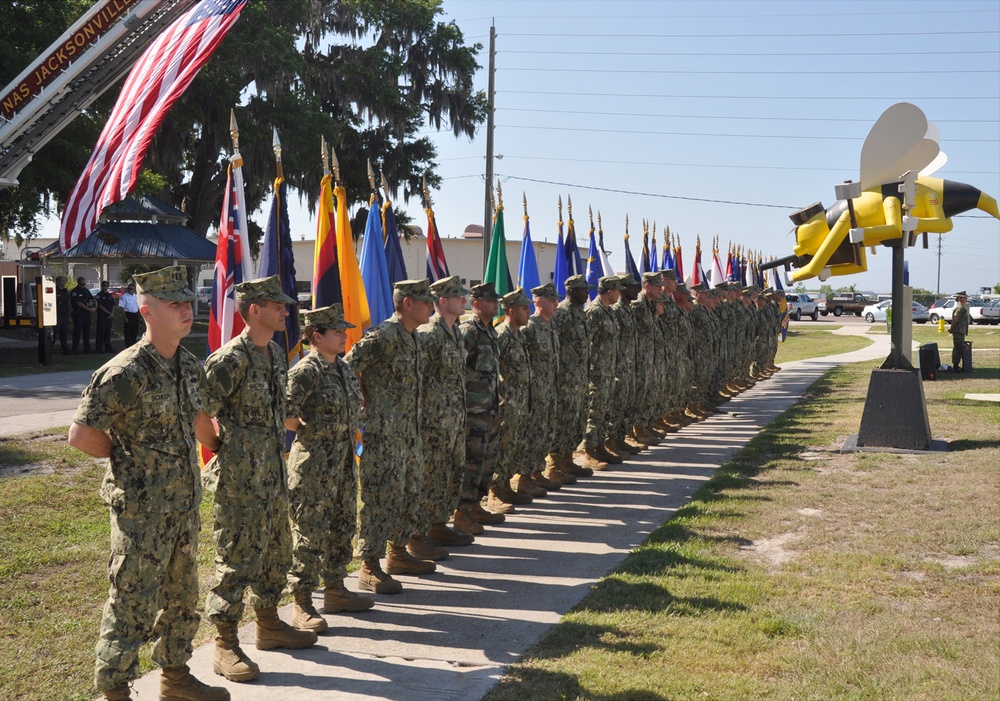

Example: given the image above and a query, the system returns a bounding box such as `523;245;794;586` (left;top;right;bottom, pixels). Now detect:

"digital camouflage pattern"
610;297;638;442
74;339;207;691
523;313;559;469
203;330;291;623
346;315;423;554
417;313;467;526
460;314;501;504
285;350;363;592
552;298;590;455
631;293;661;426
496;318;532;481
582;298;619;449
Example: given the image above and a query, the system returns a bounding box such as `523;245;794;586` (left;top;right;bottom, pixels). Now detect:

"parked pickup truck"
819;293;872;317
785;293;819;321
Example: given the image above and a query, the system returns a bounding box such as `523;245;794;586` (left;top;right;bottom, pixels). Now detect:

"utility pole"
935;234;942;298
483;20;496;271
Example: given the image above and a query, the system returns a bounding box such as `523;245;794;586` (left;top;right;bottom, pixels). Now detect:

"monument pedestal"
856;368;933;450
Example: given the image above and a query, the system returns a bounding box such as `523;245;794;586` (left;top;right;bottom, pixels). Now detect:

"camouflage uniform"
523;310;559;469
610;295;638;443
674;298;695;409
582;286;620;450
346;314;423;557
631;291;661;427
552;290;590;455
460;301;501;506
688;300;715;406
950;296;971;369
285;350;363;593
203;329;291;623
417;311;467;528
77;339;207;692
496;313;532;483
658;296;683;417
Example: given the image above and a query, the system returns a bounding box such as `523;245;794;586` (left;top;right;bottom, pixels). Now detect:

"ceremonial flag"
312;173;342;308
597;227;615;277
60;0;248;251
688;237;703;289
258;176;301;363
639;229;650;275
710;244;725;288
382;198;408;284
624;233;640;283
649;231;659;273
518;214;541;313
585;228;602;300
334;182;369;349
725;248;736;282
662;237;674;273
554;220;568;298
674;239;684;282
565;214;585;276
484;203;511;300
207;160;250;353
359;193;394;327
425;206;450;281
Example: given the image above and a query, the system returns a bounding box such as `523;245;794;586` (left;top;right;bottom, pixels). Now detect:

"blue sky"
389;0;999;295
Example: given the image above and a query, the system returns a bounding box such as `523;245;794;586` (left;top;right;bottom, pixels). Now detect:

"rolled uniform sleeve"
74;366;137;432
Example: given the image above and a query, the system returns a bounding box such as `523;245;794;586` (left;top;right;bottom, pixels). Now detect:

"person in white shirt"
118;283;141;346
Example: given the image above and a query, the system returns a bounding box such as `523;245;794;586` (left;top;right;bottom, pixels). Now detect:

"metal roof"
40;221;214;261
101;194;190;221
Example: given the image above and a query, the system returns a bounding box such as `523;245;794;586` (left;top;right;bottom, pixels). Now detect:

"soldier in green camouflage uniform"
524;282;569;487
550;275;596;474
632;272;665;445
203;275;315;683
672;283;698;415
70;267;229;701
415;276;473;550
284;304;372;636
949;291;971;371
346;279;436;590
581;275;623;465
457;282;505;534
493;287;536;506
609;273;643;455
656;270;684;431
687;283;717;417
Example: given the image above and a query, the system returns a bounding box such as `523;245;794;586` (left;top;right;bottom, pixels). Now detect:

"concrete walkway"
106;332;889;701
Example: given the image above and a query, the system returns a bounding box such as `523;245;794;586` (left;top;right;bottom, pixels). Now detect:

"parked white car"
928;297;996;325
861;300;930;324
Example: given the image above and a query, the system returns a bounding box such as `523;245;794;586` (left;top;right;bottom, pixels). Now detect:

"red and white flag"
60;0;247;251
207;158;252;353
425;207;450;281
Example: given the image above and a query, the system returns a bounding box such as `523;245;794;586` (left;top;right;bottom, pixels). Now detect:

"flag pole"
422;175;432;210
272;127;283;180
330;145;341;184
321;136;330;177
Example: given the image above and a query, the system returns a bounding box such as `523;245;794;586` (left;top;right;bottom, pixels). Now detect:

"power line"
500;107;1000;125
502;49;1000;58
496;123;1000;143
505;30;999;38
503;67;999;76
502;90;1000;101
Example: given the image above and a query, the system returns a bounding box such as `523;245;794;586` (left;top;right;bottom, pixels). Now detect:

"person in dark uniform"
70;276;96;354
54;276;71;354
95;281;116;353
948;291;971;372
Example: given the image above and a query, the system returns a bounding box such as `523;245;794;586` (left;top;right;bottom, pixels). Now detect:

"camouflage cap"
394;278;436;303
762;286;775;295
691;282;708;292
304;303;355;330
235;275;296;304
676;282;690;294
641;271;663;286
565;274;595;290
660;269;678;281
531;282;559;299
471;281;501;300
598;275;623;292
133;266;195;302
618;273;639;287
430;275;471;299
714;281;728;290
500;287;531;309
954;290;968;298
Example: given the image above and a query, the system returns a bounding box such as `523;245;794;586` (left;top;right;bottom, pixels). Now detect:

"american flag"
60;0;247;251
425;207;450;281
207;160;251;353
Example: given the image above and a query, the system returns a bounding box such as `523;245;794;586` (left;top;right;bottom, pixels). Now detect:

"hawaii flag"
207;160;251;352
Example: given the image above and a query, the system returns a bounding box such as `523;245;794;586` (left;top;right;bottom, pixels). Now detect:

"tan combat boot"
615;437;641;455
453;508;485;535
495;479;532;504
475;498;510;521
160;664;230;701
427;522;475;546
291;589;328;633
531;469;562;490
575;448;609;472
358;558;403;594
561;452;594;477
103;682;131;700
593;444;623;465
603;440;630;460
386;543;436;575
254;607;318;650
407;533;448;561
513;473;546;498
323;579;374;612
624;430;647;450
213;622;259;682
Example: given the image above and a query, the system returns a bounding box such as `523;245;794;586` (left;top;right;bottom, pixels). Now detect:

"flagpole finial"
588;204;593;229
652;221;657;237
597;210;602;230
422;175;431;209
625;213;629;233
558;195;563;222
496;179;503;209
229;109;240;152
272;127;283;179
330;146;341;183
522;192;528;219
321;136;330;177
380;171;391;203
367;159;376;191
566;195;573;218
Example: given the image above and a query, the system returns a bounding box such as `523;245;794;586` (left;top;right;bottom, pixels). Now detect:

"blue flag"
639;230;650;275
565;216;584;275
359;193;393;327
554;223;568;299
518;216;541;313
650;233;659;273
382;200;408;284
624;234;640;284
585;228;602;300
258;176;300;363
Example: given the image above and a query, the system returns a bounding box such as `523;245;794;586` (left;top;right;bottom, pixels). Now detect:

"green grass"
485;344;1000;701
774;324;871;363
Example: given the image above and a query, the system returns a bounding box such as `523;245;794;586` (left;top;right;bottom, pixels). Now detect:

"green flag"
483;204;512;298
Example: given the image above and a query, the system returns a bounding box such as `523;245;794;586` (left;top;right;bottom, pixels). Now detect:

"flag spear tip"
321;137;330;176
597;210;602;229
380;171;390;202
566;194;572;217
229;109;239;151
522;192;527;218
366;159;375;190
422;175;431;208
330;146;341;182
